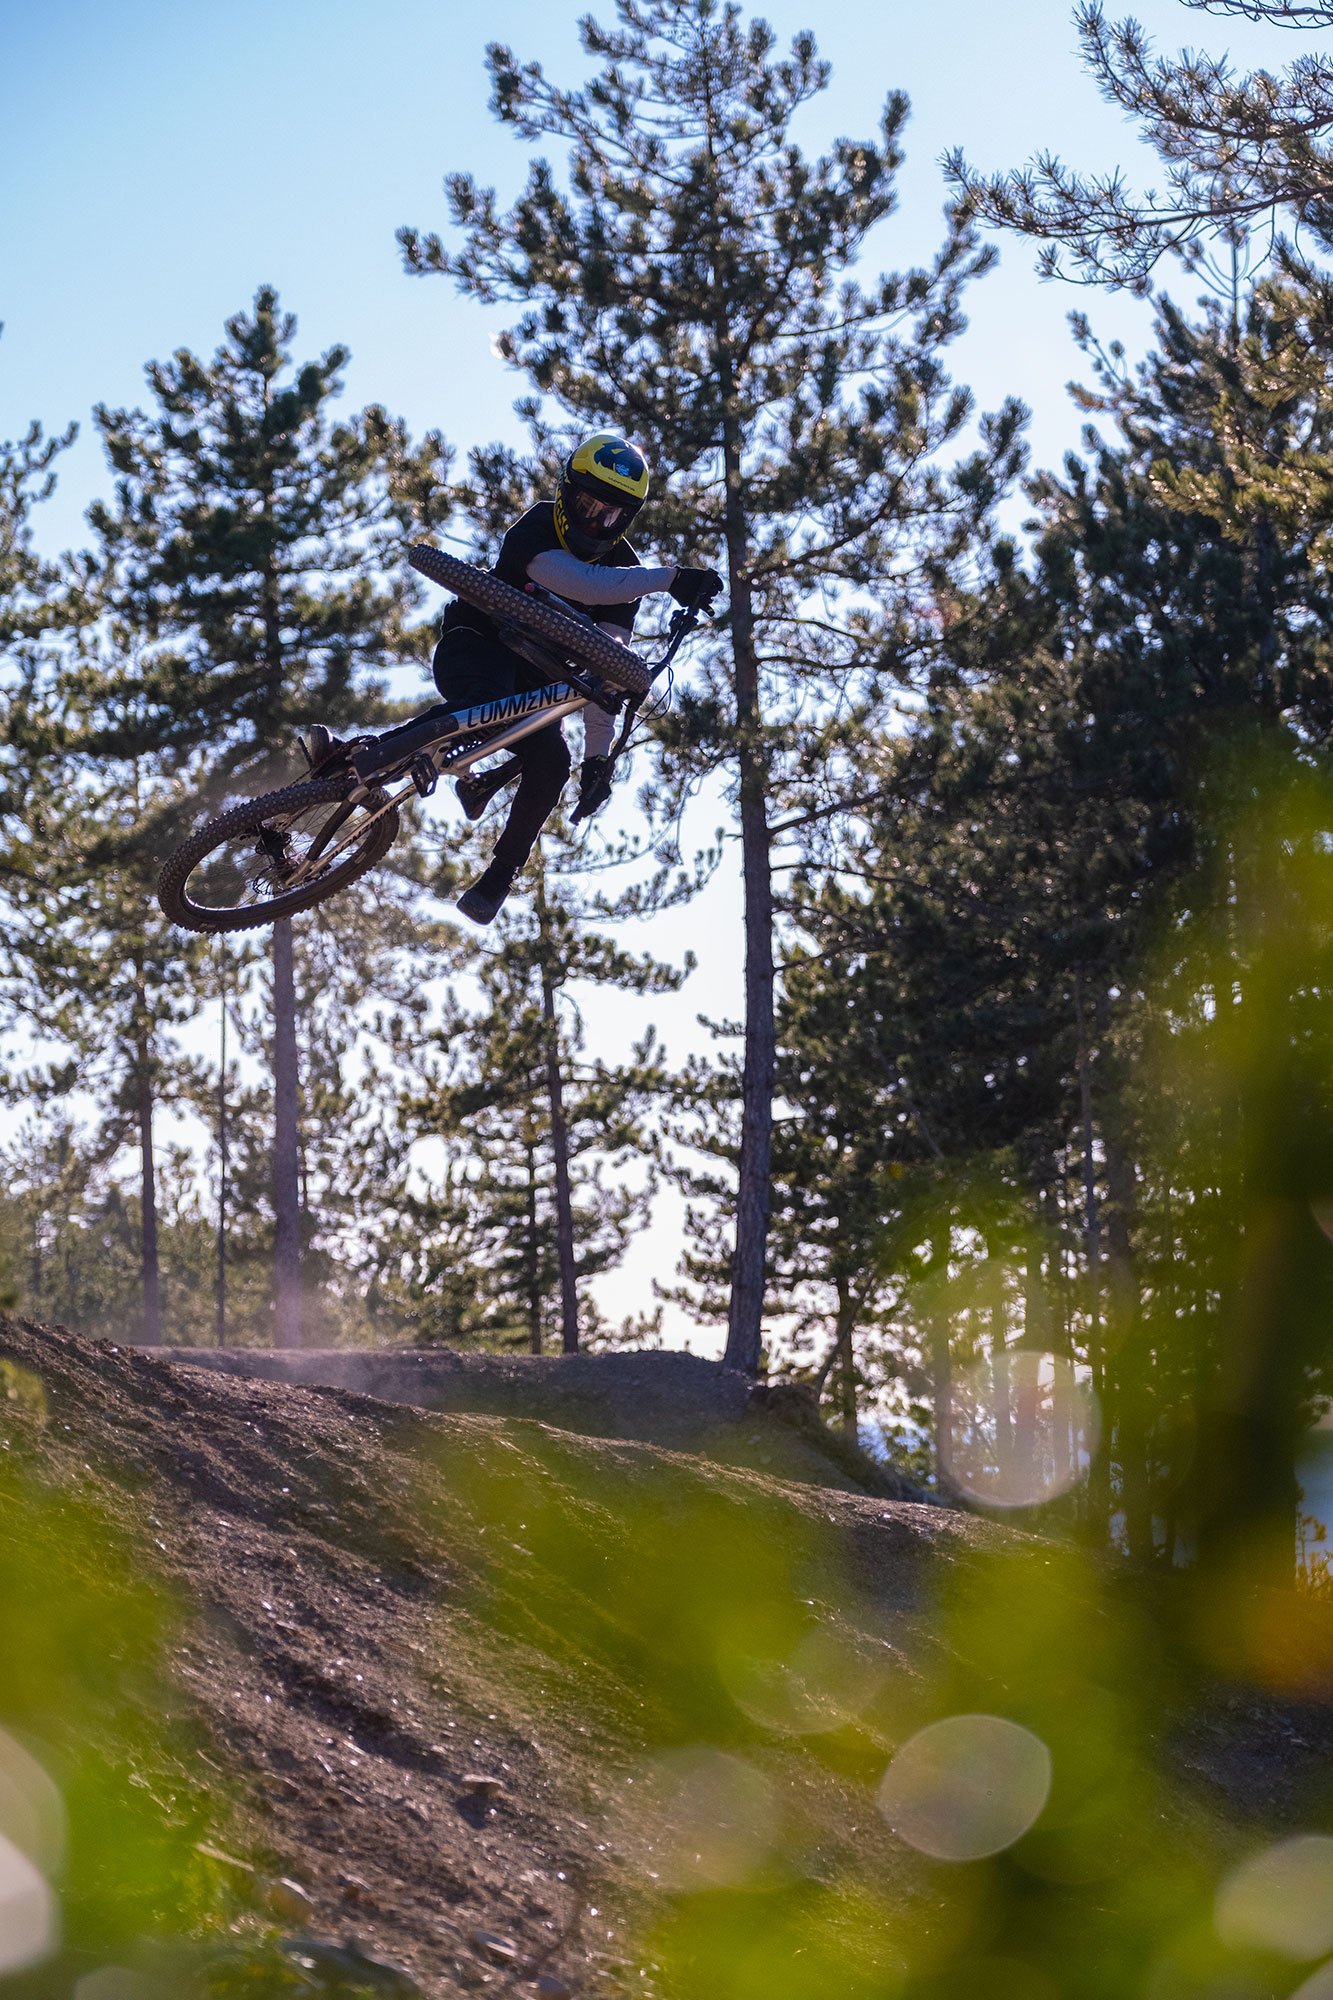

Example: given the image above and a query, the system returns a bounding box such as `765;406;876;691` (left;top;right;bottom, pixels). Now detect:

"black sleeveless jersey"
440;502;643;643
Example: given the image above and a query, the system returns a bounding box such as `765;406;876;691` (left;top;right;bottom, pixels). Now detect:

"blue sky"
3;0;1289;552
1;0;1303;1352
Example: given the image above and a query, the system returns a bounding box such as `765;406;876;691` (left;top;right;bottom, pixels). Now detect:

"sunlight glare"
0;1831;58;1976
943;1352;1100;1509
720;1624;886;1736
629;1748;777;1891
0;1731;65;1876
1214;1836;1333;1960
877;1713;1053;1862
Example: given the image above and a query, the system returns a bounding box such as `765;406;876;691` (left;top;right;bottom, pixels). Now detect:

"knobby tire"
407;544;656;697
156;775;400;935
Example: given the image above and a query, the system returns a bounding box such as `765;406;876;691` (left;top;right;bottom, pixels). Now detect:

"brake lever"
654;598;714;671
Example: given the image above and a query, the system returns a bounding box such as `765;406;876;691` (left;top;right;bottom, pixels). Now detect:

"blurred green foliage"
0;1364;284;1996
431;1426;1333;2000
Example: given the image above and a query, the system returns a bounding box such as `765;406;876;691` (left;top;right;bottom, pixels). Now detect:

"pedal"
456;757;521;822
408;751;438;798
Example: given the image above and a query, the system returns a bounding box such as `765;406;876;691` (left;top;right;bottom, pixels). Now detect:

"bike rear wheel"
157;776;400;934
408;544;656;696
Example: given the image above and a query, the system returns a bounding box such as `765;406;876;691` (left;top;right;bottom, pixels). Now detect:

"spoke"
184;787;403;914
281;783;409;888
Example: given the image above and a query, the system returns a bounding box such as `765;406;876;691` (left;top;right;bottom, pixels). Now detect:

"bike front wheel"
156;775;401;934
407;544;657;696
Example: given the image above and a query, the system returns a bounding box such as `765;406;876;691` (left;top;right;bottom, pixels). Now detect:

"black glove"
669;565;723;609
572;755;616;824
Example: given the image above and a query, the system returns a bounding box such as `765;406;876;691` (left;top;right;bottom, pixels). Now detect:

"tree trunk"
272;918;302;1350
1074;970;1109;1538
1105;1119;1153;1563
135;1033;161;1345
1194;799;1303;1587
1016;1230;1043;1483
535;867;579;1355
927;1229;953;1492
829;1276;859;1439
1198;1199;1309;1588
990;1257;1013;1486
719;428;774;1375
29;1215;41;1313
524;1141;542;1356
216;944;229;1348
692;88;775;1378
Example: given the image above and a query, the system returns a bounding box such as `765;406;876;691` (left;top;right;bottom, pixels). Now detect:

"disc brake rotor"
190;795;373;912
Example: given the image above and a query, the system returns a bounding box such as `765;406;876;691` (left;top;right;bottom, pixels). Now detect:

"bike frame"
278;683;600;894
287;603;704;892
347;678;593;803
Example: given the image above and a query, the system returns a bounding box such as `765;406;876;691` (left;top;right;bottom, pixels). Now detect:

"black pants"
432;628;570;877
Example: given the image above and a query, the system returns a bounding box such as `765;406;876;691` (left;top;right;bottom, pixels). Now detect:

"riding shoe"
299;724;359;774
457;863;517;927
456;757;522;822
572;754;615;823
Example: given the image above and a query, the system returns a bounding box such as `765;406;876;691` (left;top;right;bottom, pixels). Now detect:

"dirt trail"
0;1320;980;1994
0;1318;1328;1999
135;1342;914;1494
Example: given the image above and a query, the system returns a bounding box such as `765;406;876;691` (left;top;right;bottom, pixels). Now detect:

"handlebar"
652;597;711;677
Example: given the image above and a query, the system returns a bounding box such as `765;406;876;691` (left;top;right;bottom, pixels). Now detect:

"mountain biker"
305;432;720;927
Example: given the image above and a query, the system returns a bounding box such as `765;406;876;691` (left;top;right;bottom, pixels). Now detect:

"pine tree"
791;272;1333;1573
1032;280;1333;1580
0;406;75;649
953;0;1333;287
0;398;80;1019
86;288;449;1346
401;0;1022;1370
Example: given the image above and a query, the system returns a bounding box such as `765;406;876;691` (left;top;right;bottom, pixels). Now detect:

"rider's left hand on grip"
670;565;724;609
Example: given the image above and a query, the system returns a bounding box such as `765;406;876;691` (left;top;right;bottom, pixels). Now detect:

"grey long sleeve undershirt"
527;547;674;762
527;547;676;604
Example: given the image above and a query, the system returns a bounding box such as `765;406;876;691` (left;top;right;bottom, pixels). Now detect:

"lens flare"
720;1624;886;1736
1214;1835;1333;1960
621;1748;777;1891
942;1352;1100;1509
0;1731;64;1876
877;1713;1052;1862
0;1831;57;1976
74;1974;153;2000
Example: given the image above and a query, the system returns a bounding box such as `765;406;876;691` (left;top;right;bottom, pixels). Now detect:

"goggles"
570;488;633;536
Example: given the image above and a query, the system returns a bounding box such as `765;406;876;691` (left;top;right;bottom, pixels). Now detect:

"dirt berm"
0;1316;1329;1999
138;1344;914;1497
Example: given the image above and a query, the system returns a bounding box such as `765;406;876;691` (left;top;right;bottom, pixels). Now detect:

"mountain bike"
156;545;709;935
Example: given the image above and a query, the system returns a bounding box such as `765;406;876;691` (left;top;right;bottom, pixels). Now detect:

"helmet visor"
570;488;633;538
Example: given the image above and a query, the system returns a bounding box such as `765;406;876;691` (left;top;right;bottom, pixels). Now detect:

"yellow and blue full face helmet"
554;432;650;558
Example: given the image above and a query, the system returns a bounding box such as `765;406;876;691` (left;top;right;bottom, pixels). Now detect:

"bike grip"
408;544;461;589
